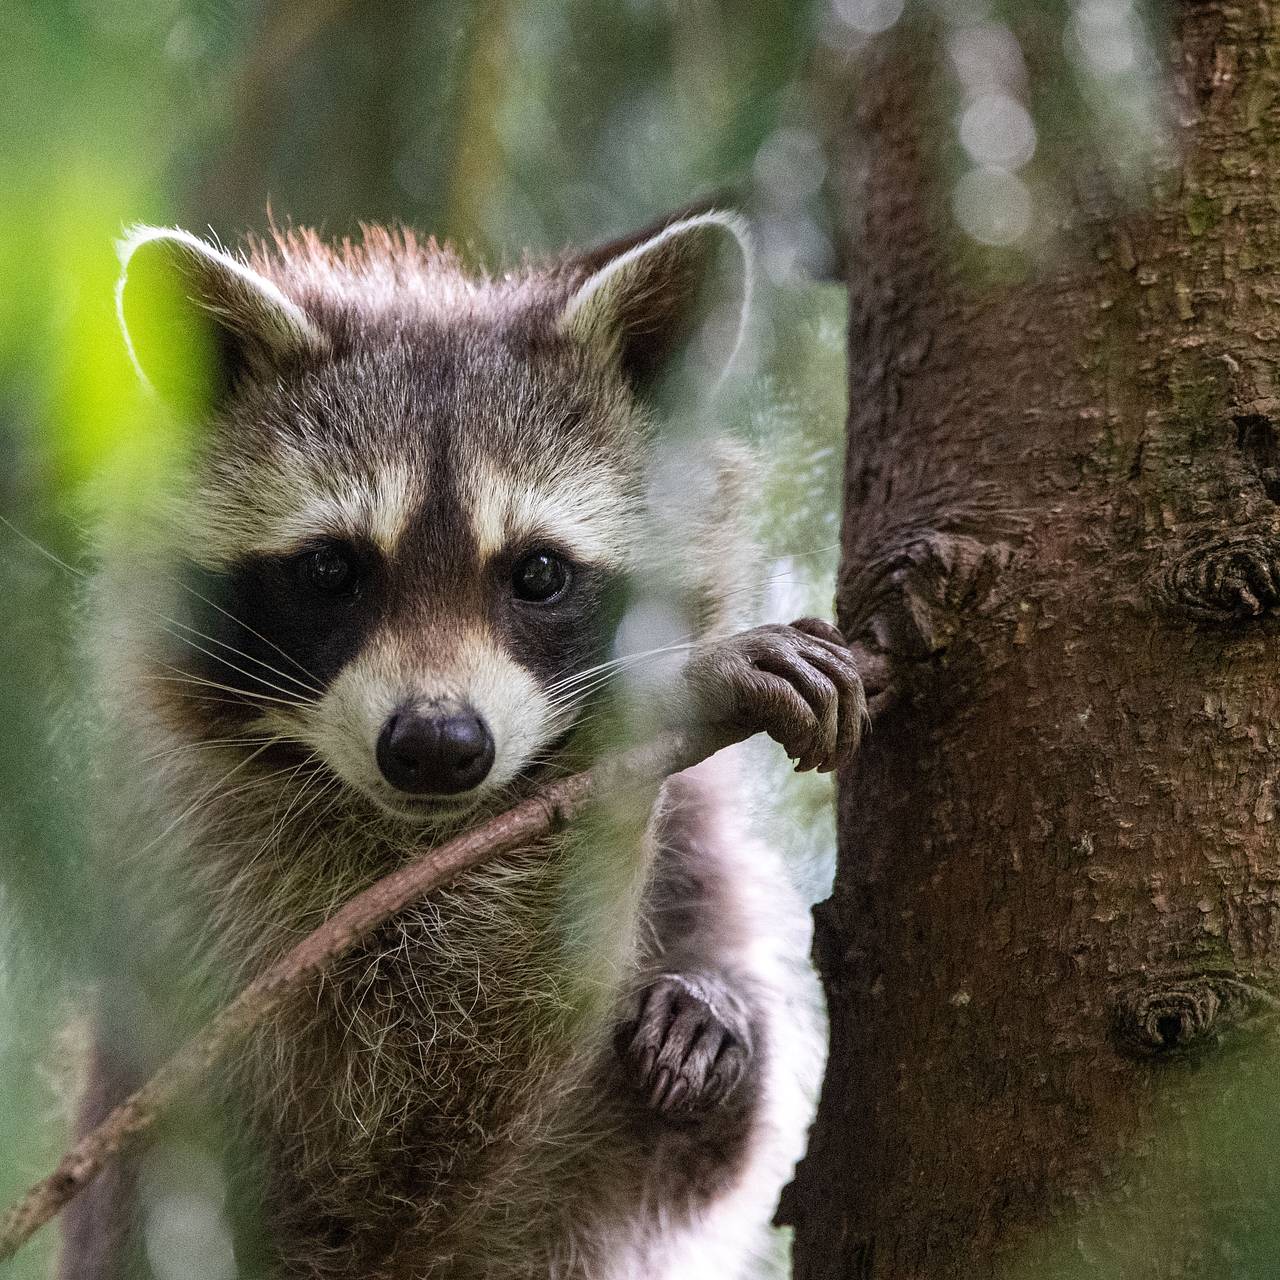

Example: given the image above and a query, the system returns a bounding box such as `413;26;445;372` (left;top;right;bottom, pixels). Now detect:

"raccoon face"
116;214;748;824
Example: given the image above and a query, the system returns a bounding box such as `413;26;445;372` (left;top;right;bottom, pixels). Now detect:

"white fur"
300;628;552;822
261;461;417;559
464;456;638;567
181;446;419;567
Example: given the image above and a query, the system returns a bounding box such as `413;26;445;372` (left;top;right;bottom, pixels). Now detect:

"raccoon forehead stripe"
465;460;636;567
194;458;418;563
277;464;417;554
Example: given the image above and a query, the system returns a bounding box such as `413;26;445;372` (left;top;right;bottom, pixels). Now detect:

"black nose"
376;707;495;795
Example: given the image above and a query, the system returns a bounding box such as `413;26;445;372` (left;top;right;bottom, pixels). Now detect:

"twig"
0;729;711;1262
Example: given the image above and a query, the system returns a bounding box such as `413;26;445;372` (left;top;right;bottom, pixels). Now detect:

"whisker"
149;628;321;705
283;777;345;858
0;517;326;700
139;735;282;765
161;692;303;716
148;667;313;712
0;514;86;580
131;735;285;860
152;614;324;701
258;753;326;845
545;659;672;711
771;539;840;560
202;771;344;929
543;646;689;695
206;762;326;814
168;575;324;691
273;774;342;858
543;641;697;700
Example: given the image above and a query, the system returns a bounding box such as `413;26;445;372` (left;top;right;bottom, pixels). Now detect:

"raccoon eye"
511;551;571;604
298;541;360;597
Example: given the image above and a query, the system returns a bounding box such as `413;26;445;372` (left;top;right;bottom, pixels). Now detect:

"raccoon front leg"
612;618;862;1118
611;766;761;1119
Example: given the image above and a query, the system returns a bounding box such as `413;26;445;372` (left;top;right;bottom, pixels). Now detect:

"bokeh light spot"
959;92;1037;170
952;167;1033;247
833;0;906;35
1070;0;1138;76
947;23;1026;94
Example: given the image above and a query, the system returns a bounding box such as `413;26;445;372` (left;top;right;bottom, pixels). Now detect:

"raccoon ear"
559;210;751;394
116;225;325;407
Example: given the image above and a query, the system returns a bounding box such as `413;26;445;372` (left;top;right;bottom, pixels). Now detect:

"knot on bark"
1152;533;1280;622
846;532;1015;662
1235;410;1280;503
1112;973;1280;1060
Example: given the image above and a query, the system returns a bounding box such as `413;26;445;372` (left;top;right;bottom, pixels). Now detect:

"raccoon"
63;210;864;1279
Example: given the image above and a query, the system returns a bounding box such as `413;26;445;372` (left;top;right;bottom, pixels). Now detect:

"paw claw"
649;1066;673;1109
663;1077;690;1112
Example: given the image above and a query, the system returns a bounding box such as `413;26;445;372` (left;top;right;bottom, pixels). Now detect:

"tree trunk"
784;4;1280;1276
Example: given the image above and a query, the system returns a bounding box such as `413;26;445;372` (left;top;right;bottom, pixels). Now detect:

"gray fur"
64;213;840;1279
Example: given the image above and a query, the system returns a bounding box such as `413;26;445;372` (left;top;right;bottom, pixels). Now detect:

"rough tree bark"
783;3;1280;1277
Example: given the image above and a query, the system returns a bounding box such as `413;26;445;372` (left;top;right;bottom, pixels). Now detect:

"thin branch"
0;729;710;1262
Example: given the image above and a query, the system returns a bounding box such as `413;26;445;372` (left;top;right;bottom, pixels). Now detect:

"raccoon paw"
683;618;866;772
615;973;752;1118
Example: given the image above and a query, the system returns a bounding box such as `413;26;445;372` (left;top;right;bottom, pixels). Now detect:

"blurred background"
1;2;849;1276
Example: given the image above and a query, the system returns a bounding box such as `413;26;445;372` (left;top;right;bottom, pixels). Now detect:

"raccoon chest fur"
236;834;649;1204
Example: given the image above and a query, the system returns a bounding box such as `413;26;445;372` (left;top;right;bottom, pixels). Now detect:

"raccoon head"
116;213;749;825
